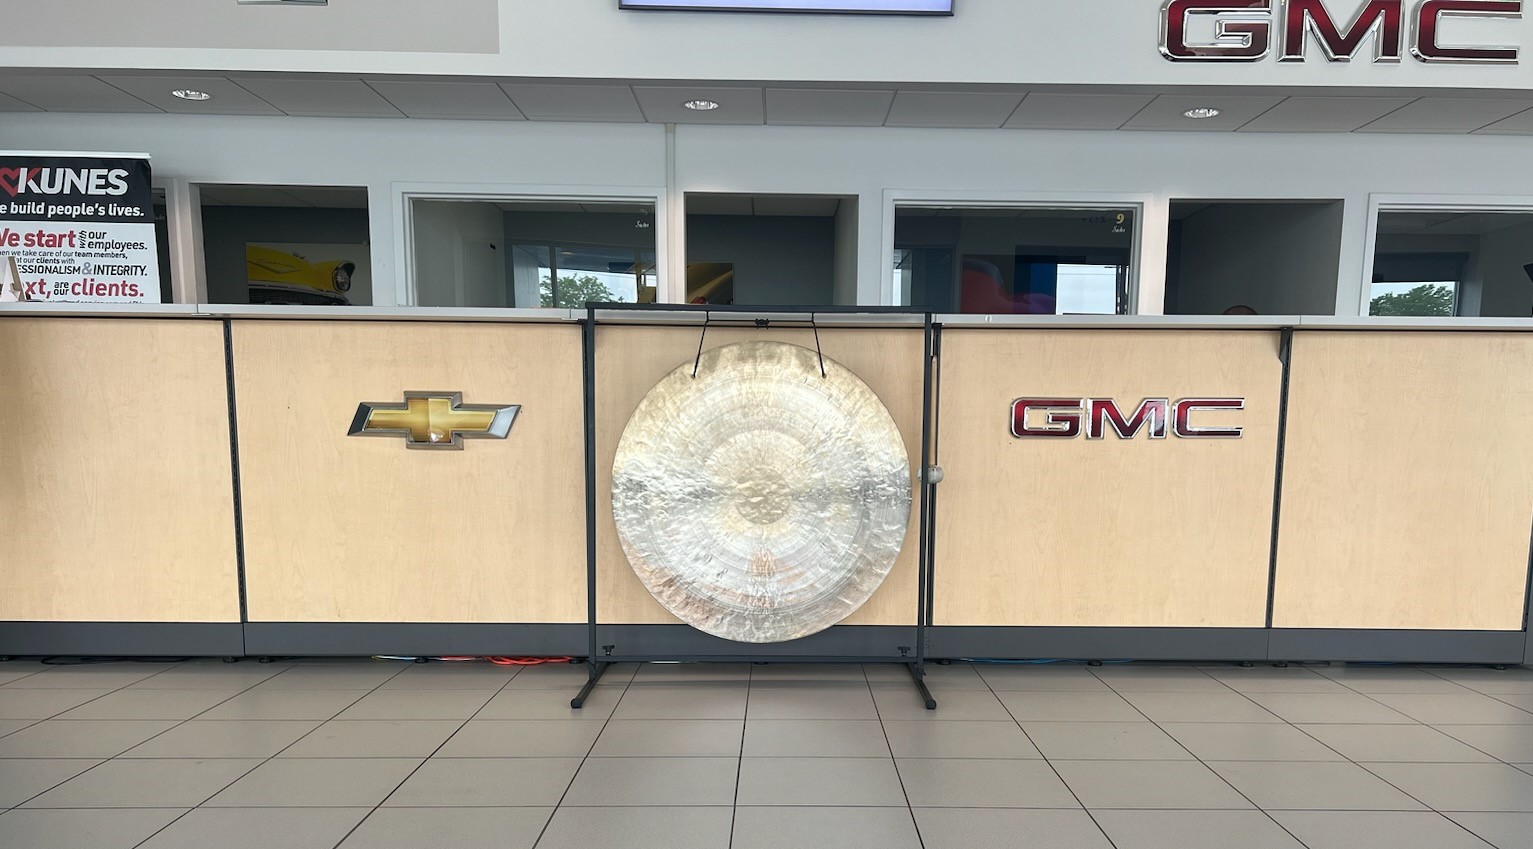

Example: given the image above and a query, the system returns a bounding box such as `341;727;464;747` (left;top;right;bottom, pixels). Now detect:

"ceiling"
687;193;847;216
4;71;1533;134
1377;210;1533;236
197;184;368;207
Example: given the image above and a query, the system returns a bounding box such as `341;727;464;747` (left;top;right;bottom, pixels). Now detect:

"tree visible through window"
1369;283;1456;317
540;273;617;308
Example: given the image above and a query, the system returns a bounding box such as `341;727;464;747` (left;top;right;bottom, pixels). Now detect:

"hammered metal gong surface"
612;341;912;643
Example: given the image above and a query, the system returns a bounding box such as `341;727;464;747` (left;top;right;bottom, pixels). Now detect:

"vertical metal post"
222;319;249;658
1265;327;1295;635
573;306;604;708
908;312;937;710
926;321;942;636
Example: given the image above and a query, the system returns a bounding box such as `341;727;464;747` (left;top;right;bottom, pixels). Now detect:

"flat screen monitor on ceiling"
621;0;953;13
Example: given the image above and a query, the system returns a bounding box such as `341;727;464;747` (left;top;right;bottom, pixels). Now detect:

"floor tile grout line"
1342;759;1505;847
983;666;1122;849
725;663;754;849
524;664;636;849
1092;664;1318;848
6;659;286;817
863;662;927;849
121;659;415;849
1311;670;1533;769
318;661;530;849
1186;663;1470;841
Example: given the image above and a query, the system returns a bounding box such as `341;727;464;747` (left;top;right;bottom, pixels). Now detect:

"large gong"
611;341;912;643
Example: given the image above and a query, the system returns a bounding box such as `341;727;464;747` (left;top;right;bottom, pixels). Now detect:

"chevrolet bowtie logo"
348;392;520;450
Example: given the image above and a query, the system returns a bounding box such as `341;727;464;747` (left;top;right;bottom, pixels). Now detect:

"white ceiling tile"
498;83;644;122
229;78;403;117
1357;98;1533;133
1004;94;1154;130
632;86;764;124
0;90;41;112
1238;96;1415;132
96;75;281;115
0;75;159;113
1475;106;1533;134
765;88;894;126
366;80;523;120
1119;95;1284;131
885;91;1023;128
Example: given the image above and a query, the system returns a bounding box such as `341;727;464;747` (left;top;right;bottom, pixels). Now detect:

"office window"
894;206;1135;314
412;199;657;308
198;184;371;306
685;193;856;306
1163;200;1344;316
1372;210;1533;317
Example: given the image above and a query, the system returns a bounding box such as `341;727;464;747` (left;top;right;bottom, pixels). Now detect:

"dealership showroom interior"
7;0;1533;847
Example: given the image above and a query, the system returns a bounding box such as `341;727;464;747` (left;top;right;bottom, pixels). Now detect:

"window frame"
882;190;1152;315
395;183;669;311
1363;193;1533;319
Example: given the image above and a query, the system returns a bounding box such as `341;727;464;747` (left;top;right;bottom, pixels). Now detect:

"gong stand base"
569;656;938;711
570;660;611;709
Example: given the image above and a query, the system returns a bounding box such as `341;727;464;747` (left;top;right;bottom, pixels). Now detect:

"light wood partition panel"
1273;331;1533;631
234;320;586;623
0;318;238;622
595;325;924;625
935;329;1283;628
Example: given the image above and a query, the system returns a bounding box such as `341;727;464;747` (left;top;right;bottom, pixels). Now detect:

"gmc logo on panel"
1011;398;1245;439
1160;0;1522;63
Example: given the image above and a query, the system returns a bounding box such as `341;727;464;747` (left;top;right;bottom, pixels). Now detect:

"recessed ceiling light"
1183;106;1221;119
683;99;721;111
172;89;213;101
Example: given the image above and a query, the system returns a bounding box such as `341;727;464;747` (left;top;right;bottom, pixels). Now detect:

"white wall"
687;215;836;306
834;198;859;307
412;201;506;307
1173;203;1344;315
6;0;1533;94
1478;221;1533;318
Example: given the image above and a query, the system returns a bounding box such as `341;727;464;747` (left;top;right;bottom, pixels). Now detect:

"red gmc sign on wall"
1011;398;1245;439
1161;0;1522;63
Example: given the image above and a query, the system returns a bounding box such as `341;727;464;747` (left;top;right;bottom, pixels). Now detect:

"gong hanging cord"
691;309;828;379
691;311;711;378
810;312;827;378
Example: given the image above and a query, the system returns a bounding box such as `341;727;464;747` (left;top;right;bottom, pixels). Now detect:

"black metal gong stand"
573;302;942;710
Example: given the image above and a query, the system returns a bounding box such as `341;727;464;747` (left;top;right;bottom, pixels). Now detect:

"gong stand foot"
906;662;938;710
571;661;611;709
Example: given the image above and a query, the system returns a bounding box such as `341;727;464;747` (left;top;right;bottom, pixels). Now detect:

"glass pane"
685;193;850;306
199;184;371;306
415;199;656;308
555;245;639;305
893;206;1135;314
1369;281;1458;317
1373;210;1533;318
1055;264;1122;315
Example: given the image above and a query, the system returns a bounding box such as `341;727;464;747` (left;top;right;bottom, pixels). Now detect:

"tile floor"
0;658;1530;848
